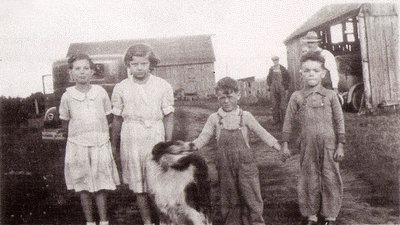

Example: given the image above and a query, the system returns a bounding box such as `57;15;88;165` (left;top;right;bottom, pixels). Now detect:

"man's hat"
271;56;279;61
303;31;321;43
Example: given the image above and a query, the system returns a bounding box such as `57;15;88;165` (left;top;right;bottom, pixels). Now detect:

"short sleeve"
161;82;175;115
59;93;70;120
101;88;112;115
111;84;124;116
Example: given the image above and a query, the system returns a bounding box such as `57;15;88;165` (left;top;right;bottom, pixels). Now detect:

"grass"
341;112;400;210
176;99;400;214
1;101;399;223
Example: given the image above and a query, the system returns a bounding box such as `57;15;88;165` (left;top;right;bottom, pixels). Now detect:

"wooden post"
34;98;39;115
358;10;373;110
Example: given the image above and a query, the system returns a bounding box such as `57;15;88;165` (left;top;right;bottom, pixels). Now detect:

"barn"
66;35;216;98
284;3;398;110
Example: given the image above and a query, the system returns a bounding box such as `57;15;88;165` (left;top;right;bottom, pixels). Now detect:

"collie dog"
146;141;212;225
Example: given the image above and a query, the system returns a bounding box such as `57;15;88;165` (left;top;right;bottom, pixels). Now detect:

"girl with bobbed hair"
123;43;160;71
112;44;174;224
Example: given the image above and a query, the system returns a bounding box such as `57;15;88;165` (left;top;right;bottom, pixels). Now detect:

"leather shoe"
322;221;335;225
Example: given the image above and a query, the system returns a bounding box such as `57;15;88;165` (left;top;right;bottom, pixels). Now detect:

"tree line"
0;92;46;128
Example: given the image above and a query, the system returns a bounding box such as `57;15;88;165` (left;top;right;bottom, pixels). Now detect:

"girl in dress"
111;44;174;224
59;54;120;225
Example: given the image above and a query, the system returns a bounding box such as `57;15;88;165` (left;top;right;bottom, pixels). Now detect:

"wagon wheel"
350;84;364;112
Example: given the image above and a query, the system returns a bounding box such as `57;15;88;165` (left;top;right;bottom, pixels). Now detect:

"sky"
0;0;397;97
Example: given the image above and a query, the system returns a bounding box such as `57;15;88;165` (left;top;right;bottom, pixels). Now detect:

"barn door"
185;67;197;94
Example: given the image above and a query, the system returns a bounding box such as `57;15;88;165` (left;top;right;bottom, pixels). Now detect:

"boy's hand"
273;142;281;151
281;142;291;162
334;143;344;162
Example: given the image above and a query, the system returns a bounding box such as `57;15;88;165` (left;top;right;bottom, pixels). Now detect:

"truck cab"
42;54;127;142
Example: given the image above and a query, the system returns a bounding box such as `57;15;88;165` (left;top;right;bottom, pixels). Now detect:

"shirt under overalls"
194;108;278;225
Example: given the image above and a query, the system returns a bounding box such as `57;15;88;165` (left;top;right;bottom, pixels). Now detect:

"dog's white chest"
148;162;195;207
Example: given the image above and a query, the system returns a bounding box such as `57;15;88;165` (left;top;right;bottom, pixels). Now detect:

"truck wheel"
350;84;364;112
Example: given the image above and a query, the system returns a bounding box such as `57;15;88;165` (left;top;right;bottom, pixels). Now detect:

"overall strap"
299;91;309;111
217;109;244;128
239;109;244;128
217;113;223;126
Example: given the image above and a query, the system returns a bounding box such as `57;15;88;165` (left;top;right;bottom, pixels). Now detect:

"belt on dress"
123;118;162;128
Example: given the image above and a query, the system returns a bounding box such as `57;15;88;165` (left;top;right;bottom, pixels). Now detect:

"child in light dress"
111;44;175;224
59;54;120;225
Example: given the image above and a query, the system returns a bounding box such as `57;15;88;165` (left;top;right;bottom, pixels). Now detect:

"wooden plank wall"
154;63;216;98
286;39;304;92
364;4;399;107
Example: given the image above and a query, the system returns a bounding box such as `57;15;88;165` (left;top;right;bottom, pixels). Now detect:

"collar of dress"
128;73;153;85
67;85;98;101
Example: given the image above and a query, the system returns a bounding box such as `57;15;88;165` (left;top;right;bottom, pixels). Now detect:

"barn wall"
154;63;216;98
286;39;304;92
363;4;399;107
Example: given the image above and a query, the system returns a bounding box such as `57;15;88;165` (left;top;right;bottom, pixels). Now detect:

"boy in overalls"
193;77;282;225
281;52;345;225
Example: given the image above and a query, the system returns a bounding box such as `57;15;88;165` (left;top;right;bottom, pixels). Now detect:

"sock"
86;222;96;225
99;221;109;225
308;215;318;222
325;217;336;221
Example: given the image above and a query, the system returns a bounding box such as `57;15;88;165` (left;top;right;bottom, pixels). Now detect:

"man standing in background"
302;31;339;93
267;56;290;125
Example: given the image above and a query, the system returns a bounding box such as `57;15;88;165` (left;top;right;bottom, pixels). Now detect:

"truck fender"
44;106;57;121
346;82;363;105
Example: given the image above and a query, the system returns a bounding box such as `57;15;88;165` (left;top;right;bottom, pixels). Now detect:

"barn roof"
284;3;363;44
67;34;216;66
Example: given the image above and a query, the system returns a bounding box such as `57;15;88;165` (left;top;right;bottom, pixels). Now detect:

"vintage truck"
284;3;399;112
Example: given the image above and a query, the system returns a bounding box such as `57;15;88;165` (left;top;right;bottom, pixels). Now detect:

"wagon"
284;3;399;111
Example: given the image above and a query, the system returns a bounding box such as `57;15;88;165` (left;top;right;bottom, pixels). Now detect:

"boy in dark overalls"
281;52;345;225
193;77;282;225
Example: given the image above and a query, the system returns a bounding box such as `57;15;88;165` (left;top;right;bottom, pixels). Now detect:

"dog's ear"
152;141;174;162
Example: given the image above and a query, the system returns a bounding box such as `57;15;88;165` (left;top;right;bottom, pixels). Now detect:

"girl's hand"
334;144;344;162
281;142;291;162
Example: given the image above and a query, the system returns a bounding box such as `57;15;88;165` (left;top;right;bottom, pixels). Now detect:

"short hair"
300;51;325;65
215;77;239;93
68;54;95;70
124;44;160;70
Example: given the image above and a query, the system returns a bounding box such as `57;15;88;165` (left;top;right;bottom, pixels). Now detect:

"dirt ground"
2;104;400;225
178;105;400;225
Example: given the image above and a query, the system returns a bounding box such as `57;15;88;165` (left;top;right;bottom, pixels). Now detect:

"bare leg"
80;191;94;222
136;194;152;224
95;190;108;222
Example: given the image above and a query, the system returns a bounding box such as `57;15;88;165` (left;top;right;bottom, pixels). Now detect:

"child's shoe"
304;221;317;225
99;221;109;225
323;217;337;225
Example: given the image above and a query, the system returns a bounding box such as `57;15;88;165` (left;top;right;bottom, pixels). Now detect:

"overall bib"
297;92;343;219
270;68;287;123
216;111;265;225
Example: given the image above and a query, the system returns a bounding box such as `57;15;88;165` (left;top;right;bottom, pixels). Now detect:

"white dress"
111;74;174;193
59;85;120;192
